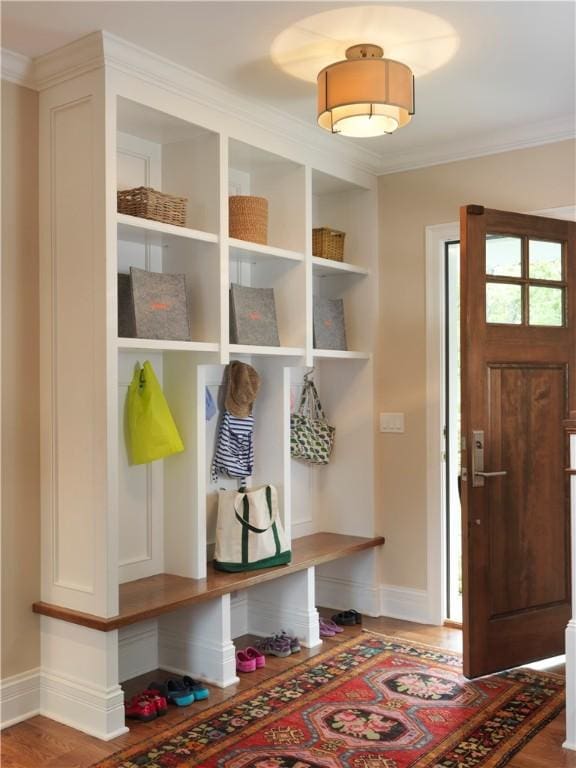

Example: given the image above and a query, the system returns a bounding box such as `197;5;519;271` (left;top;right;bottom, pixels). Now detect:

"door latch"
472;430;508;487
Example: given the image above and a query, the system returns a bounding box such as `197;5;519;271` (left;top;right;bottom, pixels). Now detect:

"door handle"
471;430;507;487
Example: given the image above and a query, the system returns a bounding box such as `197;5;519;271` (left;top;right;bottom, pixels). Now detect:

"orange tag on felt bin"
324;319;333;328
151;302;170;311
248;311;262;321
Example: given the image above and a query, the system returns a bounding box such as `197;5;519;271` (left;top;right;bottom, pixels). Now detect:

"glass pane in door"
486;282;522;324
486;235;522;277
529;286;564;326
529;240;562;281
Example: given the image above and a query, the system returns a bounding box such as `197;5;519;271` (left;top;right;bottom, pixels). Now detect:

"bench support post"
158;594;239;688
247;566;321;648
39;617;128;740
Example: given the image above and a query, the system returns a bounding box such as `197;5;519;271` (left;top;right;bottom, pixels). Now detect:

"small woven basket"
117;187;188;227
229;196;268;245
312;228;346;261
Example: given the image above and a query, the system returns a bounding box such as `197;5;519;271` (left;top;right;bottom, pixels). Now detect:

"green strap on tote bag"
127;360;184;465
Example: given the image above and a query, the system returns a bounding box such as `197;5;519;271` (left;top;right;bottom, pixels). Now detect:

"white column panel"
39;70;116;615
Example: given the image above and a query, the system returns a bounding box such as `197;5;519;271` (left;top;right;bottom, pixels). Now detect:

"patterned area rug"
94;632;564;768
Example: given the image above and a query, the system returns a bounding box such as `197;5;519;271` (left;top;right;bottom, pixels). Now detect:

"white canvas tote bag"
214;485;291;572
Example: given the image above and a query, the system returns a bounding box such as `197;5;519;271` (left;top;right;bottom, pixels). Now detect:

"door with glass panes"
460;205;575;678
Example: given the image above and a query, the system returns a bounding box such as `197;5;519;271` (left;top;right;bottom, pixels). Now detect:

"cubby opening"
228;255;306;352
201;358;291;565
116;98;221;347
311;170;375;358
118;349;216;586
117;97;220;236
288;360;374;539
229;139;306;253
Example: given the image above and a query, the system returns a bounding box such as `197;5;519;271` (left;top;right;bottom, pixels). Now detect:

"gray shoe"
255;635;292;657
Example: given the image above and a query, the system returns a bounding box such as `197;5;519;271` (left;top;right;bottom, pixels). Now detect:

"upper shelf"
313;349;371;360
117;338;219;353
230;238;304;264
312;257;369;278
117;213;219;247
230;344;305;358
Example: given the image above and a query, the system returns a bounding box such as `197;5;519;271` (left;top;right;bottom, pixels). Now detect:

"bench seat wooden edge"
33;533;385;631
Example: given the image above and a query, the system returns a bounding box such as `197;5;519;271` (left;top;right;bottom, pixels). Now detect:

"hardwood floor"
1;616;574;768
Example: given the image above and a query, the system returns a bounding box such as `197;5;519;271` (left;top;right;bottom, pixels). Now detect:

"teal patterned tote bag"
290;379;335;464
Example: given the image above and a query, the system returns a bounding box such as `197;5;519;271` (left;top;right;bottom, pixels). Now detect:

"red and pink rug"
94;632;564;768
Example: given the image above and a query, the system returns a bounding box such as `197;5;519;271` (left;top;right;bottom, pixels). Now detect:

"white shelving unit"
36;32;380;741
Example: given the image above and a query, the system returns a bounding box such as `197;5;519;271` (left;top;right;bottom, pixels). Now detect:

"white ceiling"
2;1;575;172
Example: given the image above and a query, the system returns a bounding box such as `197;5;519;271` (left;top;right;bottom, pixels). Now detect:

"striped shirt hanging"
211;410;254;482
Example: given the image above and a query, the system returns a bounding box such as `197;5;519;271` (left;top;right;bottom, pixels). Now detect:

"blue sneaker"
182;675;209;701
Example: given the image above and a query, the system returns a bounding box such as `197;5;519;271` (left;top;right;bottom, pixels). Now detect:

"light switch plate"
380;412;405;433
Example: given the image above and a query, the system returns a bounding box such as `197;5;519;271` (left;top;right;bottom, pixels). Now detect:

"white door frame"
425;205;576;750
426;221;459;626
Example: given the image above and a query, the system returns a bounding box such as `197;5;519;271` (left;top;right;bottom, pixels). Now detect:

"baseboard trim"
316;575;381;617
118;620;158;683
40;670;128;741
380;585;431;624
0;668;41;729
565;619;576;751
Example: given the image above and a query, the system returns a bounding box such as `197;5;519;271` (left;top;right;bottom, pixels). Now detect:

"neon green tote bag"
127;361;184;465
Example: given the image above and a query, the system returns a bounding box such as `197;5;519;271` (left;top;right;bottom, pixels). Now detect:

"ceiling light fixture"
317;44;414;138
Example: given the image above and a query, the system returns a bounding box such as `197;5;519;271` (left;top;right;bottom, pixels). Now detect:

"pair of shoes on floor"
319;616;344;638
331;609;362;626
145;676;210;708
236;646;266;673
125;687;168;721
255;631;301;658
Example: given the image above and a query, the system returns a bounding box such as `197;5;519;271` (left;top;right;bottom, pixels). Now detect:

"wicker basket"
229;196;268;245
312;228;346;262
117;187;188;227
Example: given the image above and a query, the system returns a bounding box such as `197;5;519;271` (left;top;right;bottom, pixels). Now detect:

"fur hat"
225;361;260;418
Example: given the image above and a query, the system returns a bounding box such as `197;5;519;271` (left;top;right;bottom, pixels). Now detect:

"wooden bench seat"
33;533;384;631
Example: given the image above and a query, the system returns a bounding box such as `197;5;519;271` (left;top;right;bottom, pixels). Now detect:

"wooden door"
460;205;575;678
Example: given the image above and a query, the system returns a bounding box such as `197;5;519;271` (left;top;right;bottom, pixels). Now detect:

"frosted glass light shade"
317;54;414;137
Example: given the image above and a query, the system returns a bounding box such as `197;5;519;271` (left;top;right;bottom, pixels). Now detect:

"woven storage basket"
117;187;188;227
229;196;268;245
312;227;345;262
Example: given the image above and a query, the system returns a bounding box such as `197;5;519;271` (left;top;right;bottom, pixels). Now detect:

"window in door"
485;235;565;326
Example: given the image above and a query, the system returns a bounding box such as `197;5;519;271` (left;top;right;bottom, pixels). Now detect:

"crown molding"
1;49;35;88
377;115;576;175
33;31;104;91
3;32;574;177
25;31;382;176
